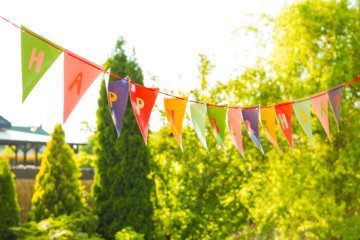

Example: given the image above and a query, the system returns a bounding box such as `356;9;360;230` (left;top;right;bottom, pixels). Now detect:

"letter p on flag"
129;82;159;144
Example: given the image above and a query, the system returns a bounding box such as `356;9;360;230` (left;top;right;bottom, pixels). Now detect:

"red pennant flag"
129;82;159;144
275;102;294;148
311;93;331;139
64;50;102;123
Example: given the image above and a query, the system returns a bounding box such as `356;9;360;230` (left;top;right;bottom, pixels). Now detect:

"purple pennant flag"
107;78;129;136
242;107;264;155
328;86;343;130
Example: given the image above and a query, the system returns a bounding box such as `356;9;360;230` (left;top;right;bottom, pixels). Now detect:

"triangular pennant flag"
107;79;129;136
129;82;159;144
242;107;264;154
227;107;245;158
63;50;102;122
275;102;294;148
260;106;281;153
164;97;187;149
189;103;208;150
21;26;63;102
207;105;227;151
311;93;331;139
293;100;314;143
328;86;343;130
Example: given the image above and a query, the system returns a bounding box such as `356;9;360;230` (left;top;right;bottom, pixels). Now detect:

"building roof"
0;116;86;145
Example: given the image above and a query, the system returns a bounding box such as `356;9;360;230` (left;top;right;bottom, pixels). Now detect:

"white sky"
0;0;291;142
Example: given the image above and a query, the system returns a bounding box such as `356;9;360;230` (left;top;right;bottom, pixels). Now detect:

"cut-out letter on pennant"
207;105;227;151
190;103;208;150
227;107;245;158
21;26;63;102
311;93;331;139
164;97;188;150
260;106;281;153
275;102;294;149
108;79;129;136
242;107;264;155
129;82;159;144
293;100;314;143
328;86;343;130
63;50;102;122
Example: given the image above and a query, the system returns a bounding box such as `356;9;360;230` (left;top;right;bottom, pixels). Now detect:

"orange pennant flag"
164;97;188;149
260;106;281;153
63;50;102;122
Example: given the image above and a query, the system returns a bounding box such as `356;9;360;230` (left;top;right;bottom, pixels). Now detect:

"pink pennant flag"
311;93;331;139
227;107;245;159
64;50;102;123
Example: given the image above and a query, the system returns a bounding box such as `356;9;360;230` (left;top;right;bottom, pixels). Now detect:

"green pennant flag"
21;26;63;102
207;105;227;150
293;99;314;144
190;103;208;150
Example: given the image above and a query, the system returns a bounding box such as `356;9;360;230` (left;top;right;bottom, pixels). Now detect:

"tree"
93;38;154;239
0;159;19;240
29;124;86;221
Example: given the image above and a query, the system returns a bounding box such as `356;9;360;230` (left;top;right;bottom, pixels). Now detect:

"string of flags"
1;16;359;157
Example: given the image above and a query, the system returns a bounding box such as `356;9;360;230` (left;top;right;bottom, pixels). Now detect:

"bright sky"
0;0;291;142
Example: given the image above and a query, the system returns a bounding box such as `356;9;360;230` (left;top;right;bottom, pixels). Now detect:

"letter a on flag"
275;102;294;149
129;82;159;144
311;93;331;139
190;103;208;150
207;105;227;151
328;86;343;130
260;106;281;153
227;107;245;158
64;50;102;123
242;107;264;155
108;79;129;136
164;97;187;150
293;100;314;144
21;26;63;102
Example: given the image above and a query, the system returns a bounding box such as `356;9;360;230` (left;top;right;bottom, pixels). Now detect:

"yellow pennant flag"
260;106;281;153
164;97;188;150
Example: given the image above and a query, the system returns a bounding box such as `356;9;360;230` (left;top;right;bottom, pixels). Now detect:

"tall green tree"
29;124;86;221
93;39;154;239
0;159;19;240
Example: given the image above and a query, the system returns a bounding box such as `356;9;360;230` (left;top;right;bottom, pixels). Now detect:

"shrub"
0;158;19;240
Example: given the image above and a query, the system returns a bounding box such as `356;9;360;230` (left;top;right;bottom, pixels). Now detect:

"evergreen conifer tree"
0;159;19;240
29;124;85;221
93;38;154;239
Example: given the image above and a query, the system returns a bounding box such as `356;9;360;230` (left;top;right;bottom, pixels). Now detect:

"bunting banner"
189;103;208;150
260;106;281;153
242;107;264;154
129;82;159;144
21;26;63;102
328;86;343;130
275;102;294;149
164;97;187;149
293;99;314;143
311;93;331;139
207;105;227;150
227;107;245;158
108;79;129;136
63;50;102;123
1;17;360;157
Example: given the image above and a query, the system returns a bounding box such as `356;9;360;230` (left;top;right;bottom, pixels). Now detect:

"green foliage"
29;124;86;222
115;227;144;240
93;38;154;239
12;210;102;240
0;159;19;240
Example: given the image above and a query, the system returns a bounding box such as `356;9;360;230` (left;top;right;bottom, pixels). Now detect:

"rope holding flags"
0;16;359;156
